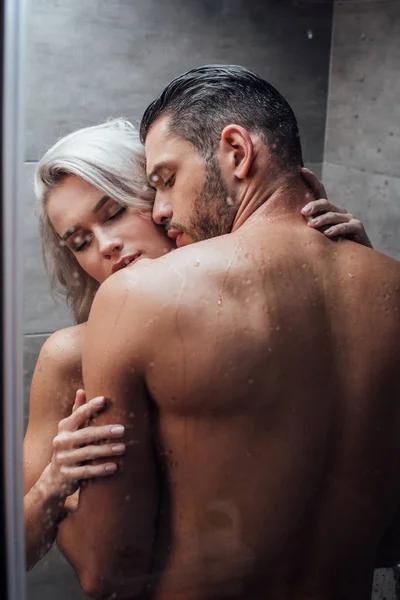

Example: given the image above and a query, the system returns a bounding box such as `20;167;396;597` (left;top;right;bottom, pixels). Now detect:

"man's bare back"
58;196;400;599
136;203;400;599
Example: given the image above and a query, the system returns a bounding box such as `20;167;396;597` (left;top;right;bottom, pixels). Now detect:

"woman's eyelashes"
106;205;127;221
73;205;127;252
74;233;92;252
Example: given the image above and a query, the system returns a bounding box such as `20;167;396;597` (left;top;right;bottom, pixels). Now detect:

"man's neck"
231;174;313;232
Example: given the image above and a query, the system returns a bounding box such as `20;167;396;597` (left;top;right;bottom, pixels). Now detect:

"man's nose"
152;197;173;226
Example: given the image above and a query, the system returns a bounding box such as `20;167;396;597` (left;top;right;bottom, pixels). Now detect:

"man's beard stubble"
188;158;237;243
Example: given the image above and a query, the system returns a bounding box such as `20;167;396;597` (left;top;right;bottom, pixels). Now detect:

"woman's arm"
24;327;126;571
24;329;83;569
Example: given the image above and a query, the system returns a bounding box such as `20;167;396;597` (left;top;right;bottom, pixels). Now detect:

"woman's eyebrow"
92;195;111;213
61;226;79;242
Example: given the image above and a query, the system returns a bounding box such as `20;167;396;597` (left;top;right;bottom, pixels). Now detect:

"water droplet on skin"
307;30;313;39
150;174;159;184
217;299;222;306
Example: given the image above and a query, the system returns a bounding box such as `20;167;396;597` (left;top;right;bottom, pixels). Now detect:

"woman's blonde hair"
35;118;155;324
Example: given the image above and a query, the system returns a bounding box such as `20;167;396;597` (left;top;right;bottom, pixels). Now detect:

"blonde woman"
23;119;372;570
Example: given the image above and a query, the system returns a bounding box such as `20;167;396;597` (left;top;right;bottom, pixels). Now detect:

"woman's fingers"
52;424;125;451
307;213;373;247
55;442;126;465
323;220;370;241
301;167;328;201
72;389;86;413
59;463;118;480
58;395;106;433
301;198;347;217
307;211;351;229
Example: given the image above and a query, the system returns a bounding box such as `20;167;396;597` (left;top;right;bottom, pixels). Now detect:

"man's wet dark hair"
140;64;303;173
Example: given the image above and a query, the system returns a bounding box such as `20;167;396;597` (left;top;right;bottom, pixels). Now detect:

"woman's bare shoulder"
38;323;87;375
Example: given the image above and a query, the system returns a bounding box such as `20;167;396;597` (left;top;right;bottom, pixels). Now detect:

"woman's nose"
99;235;124;258
152;196;173;226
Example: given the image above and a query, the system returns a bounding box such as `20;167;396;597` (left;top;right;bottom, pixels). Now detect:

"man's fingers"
55;442;126;465
301;167;328;200
53;424;125;451
59;463;118;480
58;396;106;432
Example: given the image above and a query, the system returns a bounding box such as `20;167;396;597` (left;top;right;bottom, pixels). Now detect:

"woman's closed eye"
72;206;127;252
74;233;93;252
106;205;127;221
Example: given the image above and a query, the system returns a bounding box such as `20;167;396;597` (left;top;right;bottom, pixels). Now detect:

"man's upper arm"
57;272;159;598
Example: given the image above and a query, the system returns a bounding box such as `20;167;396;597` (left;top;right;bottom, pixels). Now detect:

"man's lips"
167;229;184;248
111;253;141;274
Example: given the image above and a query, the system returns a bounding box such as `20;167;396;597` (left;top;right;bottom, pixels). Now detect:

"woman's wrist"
36;464;66;504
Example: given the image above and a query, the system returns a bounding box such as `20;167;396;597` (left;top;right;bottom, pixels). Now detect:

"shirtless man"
57;66;400;599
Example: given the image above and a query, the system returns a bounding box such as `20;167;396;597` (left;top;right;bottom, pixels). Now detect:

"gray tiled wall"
323;0;400;260
25;0;332;164
323;3;400;598
23;1;334;598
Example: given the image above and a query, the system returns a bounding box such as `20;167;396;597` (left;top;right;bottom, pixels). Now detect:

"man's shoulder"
98;241;227;309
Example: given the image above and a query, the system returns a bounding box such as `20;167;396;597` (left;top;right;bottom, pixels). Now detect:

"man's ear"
219;125;254;180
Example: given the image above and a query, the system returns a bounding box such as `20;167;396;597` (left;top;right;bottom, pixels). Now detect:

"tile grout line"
323;161;400;181
24;332;56;337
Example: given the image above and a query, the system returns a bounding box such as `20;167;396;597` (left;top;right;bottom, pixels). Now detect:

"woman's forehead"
46;175;106;234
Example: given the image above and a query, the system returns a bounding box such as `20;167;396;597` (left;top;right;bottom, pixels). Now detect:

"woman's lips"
111;253;141;274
